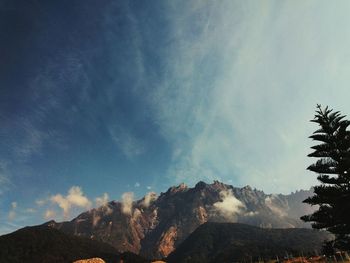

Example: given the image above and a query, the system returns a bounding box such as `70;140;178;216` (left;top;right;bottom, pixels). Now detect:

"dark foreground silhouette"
167;222;331;263
0;225;148;263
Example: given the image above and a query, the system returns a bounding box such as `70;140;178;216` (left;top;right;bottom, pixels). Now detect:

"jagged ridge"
44;181;316;259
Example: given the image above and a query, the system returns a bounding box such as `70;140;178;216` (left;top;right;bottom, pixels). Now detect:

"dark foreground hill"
0;225;147;263
167;222;331;263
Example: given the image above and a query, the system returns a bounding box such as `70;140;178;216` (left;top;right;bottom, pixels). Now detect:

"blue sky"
1;0;350;234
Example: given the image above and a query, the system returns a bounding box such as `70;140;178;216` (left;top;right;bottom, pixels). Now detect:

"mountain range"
167;222;330;263
43;181;317;259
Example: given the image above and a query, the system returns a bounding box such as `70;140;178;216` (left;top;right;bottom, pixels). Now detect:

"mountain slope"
45;181;316;258
167;222;331;263
0;225;147;263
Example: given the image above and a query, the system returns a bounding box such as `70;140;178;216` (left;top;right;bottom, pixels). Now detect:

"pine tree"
301;105;350;250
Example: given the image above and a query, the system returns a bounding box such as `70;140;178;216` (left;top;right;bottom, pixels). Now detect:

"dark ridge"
0;225;148;263
194;180;207;190
167;222;332;263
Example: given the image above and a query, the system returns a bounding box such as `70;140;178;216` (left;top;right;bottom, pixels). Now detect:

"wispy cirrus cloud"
2;53;90;161
0;161;11;195
109;125;145;159
1;202;37;234
35;199;47;206
8;202;17;221
145;0;350;193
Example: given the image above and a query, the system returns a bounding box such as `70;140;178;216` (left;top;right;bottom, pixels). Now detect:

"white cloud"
134;182;140;188
95;193;113;216
50;195;70;218
66;186;91;207
92;213;101;227
26;208;36;213
244;211;259;217
132;208;142;220
8;202;17;221
36;199;47;206
213;190;245;219
265;195;287;218
95;193;109;207
50;186;92;219
141;192;157;208
121;192;134;215
8;211;16;221
44;209;56;220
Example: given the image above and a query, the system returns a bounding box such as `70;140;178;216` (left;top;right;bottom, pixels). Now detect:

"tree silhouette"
301;105;350;250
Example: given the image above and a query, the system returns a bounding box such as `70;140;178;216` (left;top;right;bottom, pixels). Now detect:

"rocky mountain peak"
45;220;58;227
167;182;188;194
242;185;252;191
194;181;207;190
45;180;315;259
211;180;226;187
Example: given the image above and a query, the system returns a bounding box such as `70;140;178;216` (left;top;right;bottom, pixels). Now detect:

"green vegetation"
301;105;350;251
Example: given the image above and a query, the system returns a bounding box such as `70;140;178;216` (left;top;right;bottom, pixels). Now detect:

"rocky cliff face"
45;181;315;259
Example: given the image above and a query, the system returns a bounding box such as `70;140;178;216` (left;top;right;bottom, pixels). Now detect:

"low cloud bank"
213;190;245;220
142;192;157;208
121;192;134;215
265;195;287;218
95;193;109;207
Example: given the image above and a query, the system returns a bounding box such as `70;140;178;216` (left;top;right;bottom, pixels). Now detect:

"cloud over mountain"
44;181;316;258
121;192;134;215
213;190;245;220
50;186;92;219
141;192;157;208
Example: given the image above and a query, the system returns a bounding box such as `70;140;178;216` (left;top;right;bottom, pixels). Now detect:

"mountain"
45;181;316;259
0;225;147;263
166;222;331;263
